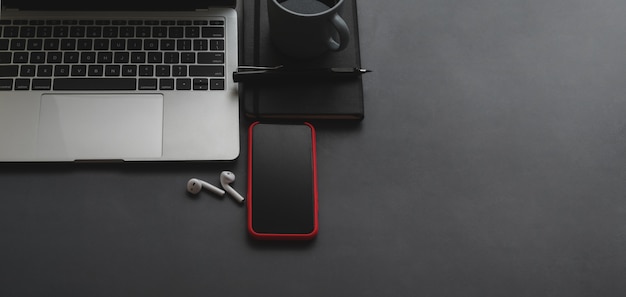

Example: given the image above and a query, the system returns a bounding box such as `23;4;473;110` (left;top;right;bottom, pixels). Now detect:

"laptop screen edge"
1;0;237;11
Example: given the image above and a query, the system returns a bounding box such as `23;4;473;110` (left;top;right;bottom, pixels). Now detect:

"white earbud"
187;178;225;196
220;171;245;203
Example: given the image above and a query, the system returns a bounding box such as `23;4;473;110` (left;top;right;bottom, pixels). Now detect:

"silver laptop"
0;0;239;162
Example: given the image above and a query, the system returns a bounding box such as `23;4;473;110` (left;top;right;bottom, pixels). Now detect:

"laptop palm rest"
37;94;164;161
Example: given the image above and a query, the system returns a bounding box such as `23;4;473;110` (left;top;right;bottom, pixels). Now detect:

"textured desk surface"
2;1;626;296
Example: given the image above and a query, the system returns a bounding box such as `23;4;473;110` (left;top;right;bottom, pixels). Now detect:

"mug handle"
328;13;350;51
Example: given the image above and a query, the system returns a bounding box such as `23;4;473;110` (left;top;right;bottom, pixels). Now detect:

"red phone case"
247;122;318;240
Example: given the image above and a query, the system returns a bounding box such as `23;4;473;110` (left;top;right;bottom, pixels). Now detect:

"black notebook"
240;0;365;120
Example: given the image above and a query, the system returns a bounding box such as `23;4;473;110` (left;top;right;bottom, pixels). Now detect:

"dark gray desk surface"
2;0;626;296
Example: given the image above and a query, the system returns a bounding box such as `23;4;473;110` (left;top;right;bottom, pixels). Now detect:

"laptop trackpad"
38;94;163;161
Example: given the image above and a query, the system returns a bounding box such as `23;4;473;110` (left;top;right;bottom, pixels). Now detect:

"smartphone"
247;122;318;240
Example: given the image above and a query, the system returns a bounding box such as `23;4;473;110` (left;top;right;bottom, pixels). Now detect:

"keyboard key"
177;39;191;51
144;39;158;50
169;27;183;38
131;52;146;63
32;78;52;90
13;52;29;63
20;65;36;77
122;65;137;76
136;27;151;38
86;26;102;37
102;26;118;37
189;65;224;77
80;52;96;63
27;39;43;50
97;52;113;63
3;26;20;37
138;78;157;90
77;39;93;50
164;52;179;64
147;52;162;63
176;78;191;90
210;78;225;90
11;39;26;50
202;27;224;38
181;52;195;63
53;26;69;37
94;39;109;50
197;52;224;64
127;39;142;50
47;52;63;63
105;65;120;76
159;78;174;90
0;65;18;77
193;78;208;90
64;52;80;63
36;26;53;37
172;65;187;77
69;26;85;37
0;52;12;64
119;27;134;37
20;26;36;37
139;65;153;76
71;65;87;76
160;39;176;50
110;39;125;50
210;39;224;51
37;65;53;77
44;39;60;50
153;27;168;38
185;27;200;38
53;78;136;90
193;39;209;51
0;79;13;90
60;39;76;50
114;52;130;63
156;65;170;77
54;65;70;76
88;65;104;76
15;79;30;90
30;52;46;63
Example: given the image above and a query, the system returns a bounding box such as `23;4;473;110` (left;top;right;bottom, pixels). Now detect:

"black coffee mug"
267;0;350;58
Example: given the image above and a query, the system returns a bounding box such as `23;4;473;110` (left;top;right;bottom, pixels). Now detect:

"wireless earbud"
220;171;245;203
187;178;225;196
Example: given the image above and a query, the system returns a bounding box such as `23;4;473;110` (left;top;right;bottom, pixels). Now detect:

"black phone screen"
248;122;317;239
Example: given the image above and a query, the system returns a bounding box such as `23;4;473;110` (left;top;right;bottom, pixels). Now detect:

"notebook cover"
240;0;365;120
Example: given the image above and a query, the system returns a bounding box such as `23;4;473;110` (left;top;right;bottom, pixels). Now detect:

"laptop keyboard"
0;19;226;91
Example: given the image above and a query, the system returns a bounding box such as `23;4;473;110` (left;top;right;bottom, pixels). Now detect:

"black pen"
233;67;371;83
